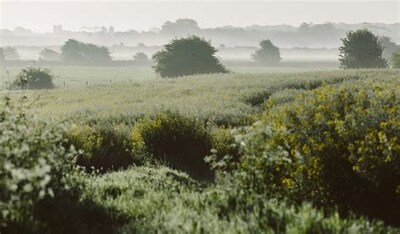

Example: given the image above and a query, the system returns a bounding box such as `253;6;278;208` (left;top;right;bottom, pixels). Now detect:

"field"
1;66;400;233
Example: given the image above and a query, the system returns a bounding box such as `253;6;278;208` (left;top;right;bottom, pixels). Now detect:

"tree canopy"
61;39;111;64
339;30;387;69
252;40;281;65
39;48;61;61
152;36;228;78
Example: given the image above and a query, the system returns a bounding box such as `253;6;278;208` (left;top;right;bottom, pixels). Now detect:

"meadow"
1;65;400;233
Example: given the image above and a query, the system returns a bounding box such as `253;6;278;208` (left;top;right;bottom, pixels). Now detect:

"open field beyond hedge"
1;68;400;233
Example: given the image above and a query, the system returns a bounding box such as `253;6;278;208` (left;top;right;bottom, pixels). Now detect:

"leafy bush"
12;67;55;89
391;52;400;68
0;99;76;231
131;112;213;178
67;123;137;172
206;128;241;172
152;36;228;78
230;80;400;224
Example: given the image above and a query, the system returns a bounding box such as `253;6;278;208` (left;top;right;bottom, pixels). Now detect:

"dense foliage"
153;36;228;78
67;123;136;172
252;39;281;65
132;112;213;178
132;52;150;64
392;52;400;68
379;36;400;61
2;69;400;232
61;39;112;65
339;30;387;69
2;47;20;60
39;48;61;61
226;79;400;225
12;67;55;89
0;99;76;231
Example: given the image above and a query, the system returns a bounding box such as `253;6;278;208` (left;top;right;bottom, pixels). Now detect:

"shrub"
12;67;55;90
339;29;387;69
205;128;241;172
0;100;76;231
152;36;228;78
131;112;213;178
391;52;400;68
67;123;137;172
232;80;400;224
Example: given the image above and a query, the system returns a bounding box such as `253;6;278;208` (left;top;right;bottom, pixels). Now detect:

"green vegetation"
39;49;61;62
132;52;150;65
12;67;55;90
0;99;76;232
153;36;228;77
1;68;400;232
132;112;213;178
252;39;281;65
61;39;112;65
339;29;387;69
392;52;400;68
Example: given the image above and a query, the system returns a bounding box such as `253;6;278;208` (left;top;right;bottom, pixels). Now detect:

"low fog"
1;1;399;62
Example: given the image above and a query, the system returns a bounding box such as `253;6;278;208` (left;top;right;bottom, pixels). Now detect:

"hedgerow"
226;79;400;224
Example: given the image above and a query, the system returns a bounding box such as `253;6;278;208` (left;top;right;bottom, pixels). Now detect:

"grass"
1;63;338;90
55;166;398;233
17;69;399;126
2;67;400;233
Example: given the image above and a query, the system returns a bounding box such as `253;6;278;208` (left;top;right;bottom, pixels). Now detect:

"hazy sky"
1;1;399;32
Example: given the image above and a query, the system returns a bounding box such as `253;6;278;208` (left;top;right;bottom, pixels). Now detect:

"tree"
39;48;61;61
0;48;4;63
339;30;387;69
252;40;281;65
12;67;55;89
152;36;228;78
133;52;150;64
2;47;20;60
161;18;200;36
61;39;111;64
391;52;400;68
379;36;400;61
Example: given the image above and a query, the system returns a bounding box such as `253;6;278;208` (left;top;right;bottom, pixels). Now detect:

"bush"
0;100;76;231
12;67;55;90
391;52;400;68
152;36;228;78
339;29;387;69
67;123;137;172
231;80;400;224
205;128;241;172
131;112;213;178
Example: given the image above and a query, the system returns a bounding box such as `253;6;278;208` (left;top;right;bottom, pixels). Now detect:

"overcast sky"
1;1;399;32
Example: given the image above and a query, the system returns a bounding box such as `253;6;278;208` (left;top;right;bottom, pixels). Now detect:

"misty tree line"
1;28;400;69
2;19;399;47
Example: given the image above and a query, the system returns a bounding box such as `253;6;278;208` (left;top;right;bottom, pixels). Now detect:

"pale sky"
1;1;399;32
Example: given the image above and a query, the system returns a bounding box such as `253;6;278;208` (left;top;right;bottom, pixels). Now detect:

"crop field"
2;67;400;233
0;64;339;90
